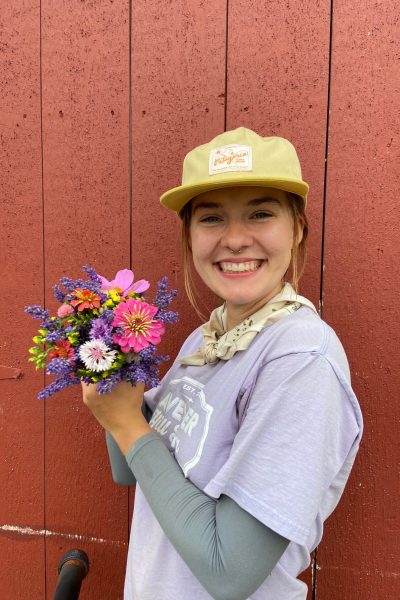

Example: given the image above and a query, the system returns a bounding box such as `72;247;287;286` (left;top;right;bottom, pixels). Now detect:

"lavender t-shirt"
124;306;363;600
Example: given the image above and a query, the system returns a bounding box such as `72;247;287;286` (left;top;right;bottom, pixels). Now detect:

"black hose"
53;549;90;600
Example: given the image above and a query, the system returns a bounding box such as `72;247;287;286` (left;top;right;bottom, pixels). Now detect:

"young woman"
82;127;363;600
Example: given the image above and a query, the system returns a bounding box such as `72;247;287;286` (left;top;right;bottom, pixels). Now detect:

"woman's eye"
199;215;222;223
251;211;272;220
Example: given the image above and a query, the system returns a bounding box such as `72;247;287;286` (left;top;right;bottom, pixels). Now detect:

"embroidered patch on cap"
209;144;252;175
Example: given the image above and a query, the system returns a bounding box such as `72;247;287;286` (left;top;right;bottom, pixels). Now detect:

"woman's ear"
294;217;304;247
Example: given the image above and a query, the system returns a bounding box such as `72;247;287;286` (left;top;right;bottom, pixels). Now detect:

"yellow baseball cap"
160;127;309;214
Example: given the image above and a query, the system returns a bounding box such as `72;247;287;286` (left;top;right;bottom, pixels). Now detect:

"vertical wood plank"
41;1;131;597
131;0;227;358
320;0;400;598
227;0;331;309
0;1;45;597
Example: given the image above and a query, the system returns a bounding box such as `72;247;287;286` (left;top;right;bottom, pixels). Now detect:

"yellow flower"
67;332;80;345
109;289;122;302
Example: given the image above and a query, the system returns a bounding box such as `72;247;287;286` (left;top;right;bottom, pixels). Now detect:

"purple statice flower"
38;374;80;400
138;346;157;361
94;370;123;394
58;267;106;299
59;276;81;292
100;309;115;325
152;277;179;325
137;345;169;372
24;304;50;321
153;277;177;310
52;284;67;303
127;365;147;384
82;264;103;286
138;345;168;365
46;358;74;376
52;266;106;305
24;305;57;331
124;350;170;388
65;281;107;304
158;310;179;325
46;330;66;343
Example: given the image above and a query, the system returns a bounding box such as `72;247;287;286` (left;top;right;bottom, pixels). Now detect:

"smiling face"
188;186;302;327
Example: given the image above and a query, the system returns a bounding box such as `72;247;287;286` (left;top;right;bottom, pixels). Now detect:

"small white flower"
78;340;117;372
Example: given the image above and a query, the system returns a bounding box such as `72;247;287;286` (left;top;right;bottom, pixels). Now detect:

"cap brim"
160;176;309;214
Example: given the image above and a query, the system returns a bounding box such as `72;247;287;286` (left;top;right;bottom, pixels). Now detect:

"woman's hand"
81;380;152;455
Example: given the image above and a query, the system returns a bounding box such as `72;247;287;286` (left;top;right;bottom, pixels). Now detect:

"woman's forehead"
191;186;288;214
191;186;288;208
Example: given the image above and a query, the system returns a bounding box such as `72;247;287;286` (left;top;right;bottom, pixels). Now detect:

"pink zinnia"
112;299;165;353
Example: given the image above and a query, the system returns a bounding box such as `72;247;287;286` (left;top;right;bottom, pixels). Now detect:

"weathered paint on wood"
317;0;400;598
40;0;131;597
0;1;45;597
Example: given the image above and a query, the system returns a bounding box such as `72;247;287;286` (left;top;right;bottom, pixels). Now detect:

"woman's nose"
220;220;253;252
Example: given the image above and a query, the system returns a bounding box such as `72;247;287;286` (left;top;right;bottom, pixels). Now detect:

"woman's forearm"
126;433;289;600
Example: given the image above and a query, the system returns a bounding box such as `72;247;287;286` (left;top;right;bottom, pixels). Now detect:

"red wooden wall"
0;1;398;598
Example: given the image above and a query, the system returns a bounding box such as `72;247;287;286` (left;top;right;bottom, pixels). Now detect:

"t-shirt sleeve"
203;351;362;546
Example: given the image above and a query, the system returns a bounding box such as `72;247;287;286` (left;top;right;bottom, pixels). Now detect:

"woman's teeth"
219;260;262;273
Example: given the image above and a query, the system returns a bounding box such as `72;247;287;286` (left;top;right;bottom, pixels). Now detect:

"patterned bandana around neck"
178;283;318;366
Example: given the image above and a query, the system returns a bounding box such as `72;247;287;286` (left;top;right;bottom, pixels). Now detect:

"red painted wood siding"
318;1;400;597
0;1;398;598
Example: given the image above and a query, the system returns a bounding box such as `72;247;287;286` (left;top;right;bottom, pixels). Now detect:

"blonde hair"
181;206;209;321
180;191;308;320
285;192;308;292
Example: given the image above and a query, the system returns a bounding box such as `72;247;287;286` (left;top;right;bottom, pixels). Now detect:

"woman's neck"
225;285;285;331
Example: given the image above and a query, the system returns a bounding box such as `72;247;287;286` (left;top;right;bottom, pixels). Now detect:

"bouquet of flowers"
25;266;178;399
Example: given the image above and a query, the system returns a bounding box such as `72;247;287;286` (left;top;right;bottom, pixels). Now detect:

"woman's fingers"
80;380;151;452
81;380;145;406
81;381;99;406
80;380;145;429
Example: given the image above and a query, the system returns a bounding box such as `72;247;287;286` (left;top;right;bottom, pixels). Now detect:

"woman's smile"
216;258;265;276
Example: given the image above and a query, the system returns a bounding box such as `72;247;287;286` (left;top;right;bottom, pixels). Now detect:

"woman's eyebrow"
192;201;222;214
192;197;280;214
248;197;281;206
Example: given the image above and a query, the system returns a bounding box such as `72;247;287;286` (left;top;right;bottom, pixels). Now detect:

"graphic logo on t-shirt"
149;376;213;476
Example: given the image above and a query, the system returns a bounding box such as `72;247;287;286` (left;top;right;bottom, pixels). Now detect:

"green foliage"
28;347;49;369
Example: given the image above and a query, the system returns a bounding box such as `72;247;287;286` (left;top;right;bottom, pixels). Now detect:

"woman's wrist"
111;420;153;455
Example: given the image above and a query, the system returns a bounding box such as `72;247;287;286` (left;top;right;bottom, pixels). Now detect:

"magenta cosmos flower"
99;269;149;296
112;299;165;353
